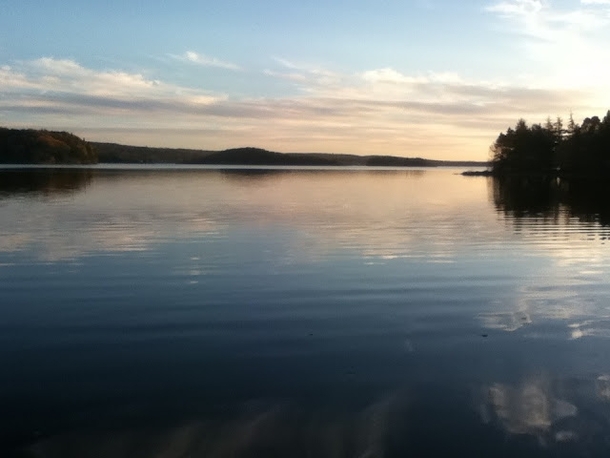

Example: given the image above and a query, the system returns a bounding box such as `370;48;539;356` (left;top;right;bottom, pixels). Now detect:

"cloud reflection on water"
0;167;492;262
483;377;578;438
479;269;610;340
480;371;610;450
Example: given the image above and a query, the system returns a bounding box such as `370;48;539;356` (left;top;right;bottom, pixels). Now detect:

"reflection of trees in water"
219;168;426;183
563;180;610;227
219;168;286;182
0;169;93;197
367;169;425;178
491;176;610;228
0;167;427;196
492;176;561;219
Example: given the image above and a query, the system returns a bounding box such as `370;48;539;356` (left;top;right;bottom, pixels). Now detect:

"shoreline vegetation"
488;110;610;178
0;128;97;164
0;127;485;167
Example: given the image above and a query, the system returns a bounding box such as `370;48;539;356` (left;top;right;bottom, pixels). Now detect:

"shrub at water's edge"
490;111;610;177
0;128;98;164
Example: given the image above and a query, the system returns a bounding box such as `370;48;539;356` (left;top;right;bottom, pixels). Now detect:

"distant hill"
0;128;97;164
196;147;339;166
93;142;487;167
93;143;341;165
365;155;431;167
0;129;488;167
92;142;215;164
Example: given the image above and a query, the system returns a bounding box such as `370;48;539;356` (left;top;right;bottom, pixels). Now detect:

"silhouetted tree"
490;119;554;174
490;110;610;177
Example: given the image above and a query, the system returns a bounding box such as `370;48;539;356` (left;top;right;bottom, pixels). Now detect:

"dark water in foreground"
2;166;610;457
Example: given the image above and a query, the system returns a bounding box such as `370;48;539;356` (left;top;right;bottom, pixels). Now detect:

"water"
1;166;610;457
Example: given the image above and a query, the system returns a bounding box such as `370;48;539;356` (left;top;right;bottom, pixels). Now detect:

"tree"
491;111;610;177
567;112;578;136
490;119;555;174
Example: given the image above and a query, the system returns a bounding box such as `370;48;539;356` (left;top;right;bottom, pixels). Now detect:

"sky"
1;0;610;160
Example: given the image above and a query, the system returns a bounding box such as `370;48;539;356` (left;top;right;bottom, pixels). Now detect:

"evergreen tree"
491;111;610;177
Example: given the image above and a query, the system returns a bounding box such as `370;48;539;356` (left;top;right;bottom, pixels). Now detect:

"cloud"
4;58;160;96
0;56;603;159
262;69;308;83
485;0;610;84
486;0;610;42
486;0;545;17
266;57;343;89
173;51;241;71
361;68;427;85
0;58;226;117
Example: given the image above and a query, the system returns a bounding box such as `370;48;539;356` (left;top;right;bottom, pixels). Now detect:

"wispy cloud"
29;58;163;96
487;0;545;18
264;57;343;90
1;58;225;109
172;51;241;71
485;0;610;91
486;0;610;40
581;0;610;5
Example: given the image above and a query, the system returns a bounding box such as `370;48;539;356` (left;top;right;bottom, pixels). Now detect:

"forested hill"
93;142;486;167
94;144;339;165
0;128;97;164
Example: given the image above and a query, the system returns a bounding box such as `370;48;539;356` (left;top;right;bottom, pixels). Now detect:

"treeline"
94;144;342;165
93;142;215;163
491;111;610;176
0;128;97;164
195;147;339;166
94;143;487;167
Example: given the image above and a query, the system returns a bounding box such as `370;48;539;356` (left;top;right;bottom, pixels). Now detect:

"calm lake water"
2;166;610;457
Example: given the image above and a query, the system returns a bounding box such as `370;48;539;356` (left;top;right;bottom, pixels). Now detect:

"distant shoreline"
0;163;487;171
90;142;488;168
0;127;489;168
